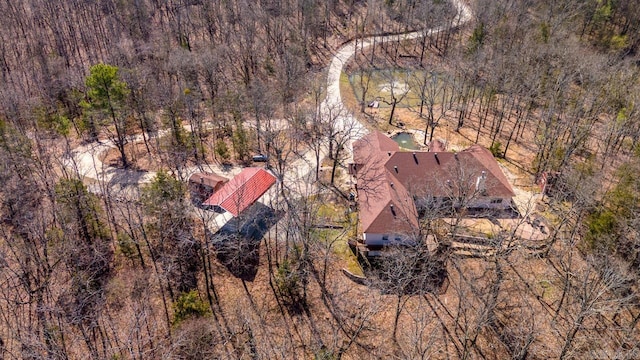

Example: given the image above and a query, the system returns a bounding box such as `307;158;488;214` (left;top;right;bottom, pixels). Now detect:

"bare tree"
326;106;364;186
557;256;635;359
410;69;455;144
380;69;411;125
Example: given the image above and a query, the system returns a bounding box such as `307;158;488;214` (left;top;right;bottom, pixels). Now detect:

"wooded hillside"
0;0;639;358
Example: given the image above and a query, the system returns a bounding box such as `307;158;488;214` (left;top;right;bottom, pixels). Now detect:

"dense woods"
1;0;640;358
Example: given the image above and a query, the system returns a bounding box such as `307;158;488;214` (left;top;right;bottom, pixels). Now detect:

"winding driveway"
322;0;472;154
65;0;473;190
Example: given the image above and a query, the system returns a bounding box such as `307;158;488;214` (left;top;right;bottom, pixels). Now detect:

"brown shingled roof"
189;172;228;189
357;172;418;235
462;145;515;197
384;148;514;199
353;131;515;235
353;131;399;165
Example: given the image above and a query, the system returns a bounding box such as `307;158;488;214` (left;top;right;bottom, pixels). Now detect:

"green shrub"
232;125;250;163
215;139;230;162
584;209;617;250
274;259;302;306
468;23;486;53
173;290;209;325
489;141;503;158
116;232;137;260
315;347;337;360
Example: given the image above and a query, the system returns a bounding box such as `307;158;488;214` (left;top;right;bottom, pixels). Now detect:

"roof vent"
412;152;418;164
434;153;440;165
390;204;396;216
454;153;459;161
394;165;398;173
388;151;392;156
390;182;394;188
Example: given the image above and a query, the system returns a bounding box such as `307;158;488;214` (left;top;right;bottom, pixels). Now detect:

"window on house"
395;237;401;242
382;235;389;241
491;199;503;204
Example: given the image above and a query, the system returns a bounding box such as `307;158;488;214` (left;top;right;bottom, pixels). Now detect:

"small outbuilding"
189;172;229;205
203;168;276;217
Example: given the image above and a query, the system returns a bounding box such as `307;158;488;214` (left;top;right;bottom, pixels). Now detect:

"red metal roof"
202;168;276;216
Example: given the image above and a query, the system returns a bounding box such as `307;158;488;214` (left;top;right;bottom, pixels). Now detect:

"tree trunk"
108;101;129;168
331;145;341;185
389;101;397;125
393;295;403;342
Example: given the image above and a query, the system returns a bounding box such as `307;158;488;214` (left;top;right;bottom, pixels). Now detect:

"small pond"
392;132;419;150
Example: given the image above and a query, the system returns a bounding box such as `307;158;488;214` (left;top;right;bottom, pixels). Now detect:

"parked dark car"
252;154;268;162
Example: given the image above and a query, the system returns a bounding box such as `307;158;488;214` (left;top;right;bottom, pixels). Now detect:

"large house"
351;131;515;249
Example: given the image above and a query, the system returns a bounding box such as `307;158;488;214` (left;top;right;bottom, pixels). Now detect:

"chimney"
412;152;418;164
394;165;398;173
434;153;440;165
476;171;487;194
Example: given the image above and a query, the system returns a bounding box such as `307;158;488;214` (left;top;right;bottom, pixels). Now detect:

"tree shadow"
363;245;449;296
464;204;521;219
106;167;151;187
208;202;283;281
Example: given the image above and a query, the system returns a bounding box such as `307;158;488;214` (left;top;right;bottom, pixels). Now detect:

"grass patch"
308;194;363;276
348;68;448;109
312;216;363;277
538;279;556;301
340;71;360;111
317;202;345;223
335;239;364;277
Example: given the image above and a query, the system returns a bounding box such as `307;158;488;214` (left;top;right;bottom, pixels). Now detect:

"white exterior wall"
363;233;385;246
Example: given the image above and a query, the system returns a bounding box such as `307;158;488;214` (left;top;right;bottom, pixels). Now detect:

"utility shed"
203;168;276;217
188;172;229;205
